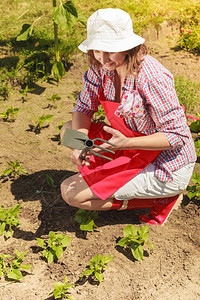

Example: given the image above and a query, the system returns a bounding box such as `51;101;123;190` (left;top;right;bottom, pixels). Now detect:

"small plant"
0;249;31;281
56;121;66;134
80;254;114;284
36;231;71;263
186;170;200;200
0;160;28;179
0;203;21;239
0;106;19;122
50;276;74;299
19;84;35;102
46;174;55;192
47;93;61;109
117;225;154;262
30;114;54;134
75;209;98;232
92;105;106;123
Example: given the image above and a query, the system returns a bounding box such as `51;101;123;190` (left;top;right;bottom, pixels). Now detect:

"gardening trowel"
61;128;115;161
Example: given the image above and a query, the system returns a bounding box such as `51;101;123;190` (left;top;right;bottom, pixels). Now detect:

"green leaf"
80;219;95;232
16;24;34;41
4;230;12;239
0;222;6;236
131;244;144;261
95;271;103;283
51;61;65;81
47;251;55;264
55;246;63;260
117;237;130;247
192;170;200;185
52;1;78;31
7;268;23;280
61;235;71;247
81;268;93;278
146;242;154;251
36;238;46;248
190;121;200;132
123;225;138;237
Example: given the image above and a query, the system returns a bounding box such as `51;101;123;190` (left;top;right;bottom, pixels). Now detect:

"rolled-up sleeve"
73;66;102;118
144;74;190;149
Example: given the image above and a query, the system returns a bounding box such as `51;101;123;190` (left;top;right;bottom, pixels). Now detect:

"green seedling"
30;114;54;134
0;204;21;239
46;174;55;192
0;106;19;122
36;231;71;263
47;94;61;109
50;276;74;299
75;209;98;232
80;254;114;284
117;225;154;262
194;138;200;156
186;170;200;200
0;160;28;179
19;84;35;102
56;121;66;134
0;249;31;281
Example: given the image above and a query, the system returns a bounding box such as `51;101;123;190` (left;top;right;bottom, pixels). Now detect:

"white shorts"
114;162;195;200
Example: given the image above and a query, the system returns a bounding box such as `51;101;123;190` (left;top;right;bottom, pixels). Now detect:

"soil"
0;23;200;300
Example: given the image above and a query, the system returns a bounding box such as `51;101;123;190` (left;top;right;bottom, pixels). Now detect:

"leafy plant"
75;209;98;232
47;93;61;109
46;174;55;192
19;84;35;102
36;231;71;263
30;114;54;134
0;106;19;122
56;121;66;134
186;170;200;200
50;276;74;299
117;225;154;262
16;0;84;81
0;249;31;281
0;204;21;239
0;161;28;179
80;254;114;283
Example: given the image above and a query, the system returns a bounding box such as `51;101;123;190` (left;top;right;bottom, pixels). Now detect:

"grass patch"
175;76;200;113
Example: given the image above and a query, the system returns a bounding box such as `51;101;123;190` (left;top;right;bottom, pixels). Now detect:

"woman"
60;8;196;225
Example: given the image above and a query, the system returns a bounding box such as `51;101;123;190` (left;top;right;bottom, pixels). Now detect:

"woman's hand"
94;126;128;153
71;149;91;166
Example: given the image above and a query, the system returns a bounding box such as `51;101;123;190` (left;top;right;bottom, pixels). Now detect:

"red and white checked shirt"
73;55;196;182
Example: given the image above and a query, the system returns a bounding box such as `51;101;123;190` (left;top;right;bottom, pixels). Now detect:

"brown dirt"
0;23;200;300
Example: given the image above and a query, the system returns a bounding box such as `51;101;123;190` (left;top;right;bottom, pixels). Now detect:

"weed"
0;204;21;240
0;249;31;281
0;161;28;179
46;174;55;192
117;225;154;262
36;231;71;263
0;106;19;122
47;93;61;109
75;209;98;232
80;254;114;284
186;170;200;200
19;84;35;102
29;114;54;134
50;276;74;299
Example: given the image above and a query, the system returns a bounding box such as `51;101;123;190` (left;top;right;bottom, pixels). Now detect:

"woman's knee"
60;177;78;207
60;120;72;140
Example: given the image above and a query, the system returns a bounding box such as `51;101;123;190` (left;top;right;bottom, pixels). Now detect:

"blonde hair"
87;44;148;77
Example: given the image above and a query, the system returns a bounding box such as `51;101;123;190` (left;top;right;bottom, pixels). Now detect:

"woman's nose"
101;52;109;64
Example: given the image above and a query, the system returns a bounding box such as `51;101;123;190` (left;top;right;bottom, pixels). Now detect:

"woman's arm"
72;111;91;134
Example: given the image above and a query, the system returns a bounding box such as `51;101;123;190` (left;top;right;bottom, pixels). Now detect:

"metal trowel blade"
61;128;88;150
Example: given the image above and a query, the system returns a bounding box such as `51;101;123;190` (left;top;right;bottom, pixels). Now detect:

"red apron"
78;95;161;200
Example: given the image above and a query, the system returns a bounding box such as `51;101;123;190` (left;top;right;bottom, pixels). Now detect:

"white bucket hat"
78;8;145;53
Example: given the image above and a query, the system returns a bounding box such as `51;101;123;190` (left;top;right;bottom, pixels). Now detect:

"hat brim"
78;34;145;53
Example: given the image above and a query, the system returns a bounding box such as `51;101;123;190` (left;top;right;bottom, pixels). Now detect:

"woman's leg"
61;173;114;210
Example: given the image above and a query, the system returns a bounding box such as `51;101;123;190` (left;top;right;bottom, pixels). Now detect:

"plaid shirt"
73;55;196;182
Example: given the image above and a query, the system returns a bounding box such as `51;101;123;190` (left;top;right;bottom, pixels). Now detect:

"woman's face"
93;50;126;71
